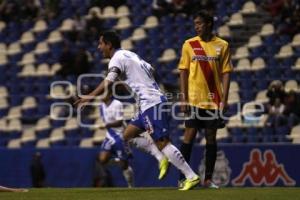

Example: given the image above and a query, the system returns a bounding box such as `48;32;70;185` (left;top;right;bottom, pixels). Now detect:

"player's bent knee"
99;153;110;165
99;158;108;165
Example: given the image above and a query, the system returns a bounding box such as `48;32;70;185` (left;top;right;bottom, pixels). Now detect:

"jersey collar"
111;48;123;58
198;35;216;42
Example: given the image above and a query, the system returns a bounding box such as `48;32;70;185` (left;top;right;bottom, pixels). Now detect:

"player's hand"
73;98;90;108
98;124;106;129
219;101;228;113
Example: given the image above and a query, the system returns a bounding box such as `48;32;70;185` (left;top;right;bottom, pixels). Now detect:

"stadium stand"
0;0;299;150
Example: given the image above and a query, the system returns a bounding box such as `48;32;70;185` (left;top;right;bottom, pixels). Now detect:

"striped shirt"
178;36;233;109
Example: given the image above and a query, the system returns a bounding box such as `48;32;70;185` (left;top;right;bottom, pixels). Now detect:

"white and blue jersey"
99;99;124;137
99;99;130;160
107;49;167;113
106;49;170;141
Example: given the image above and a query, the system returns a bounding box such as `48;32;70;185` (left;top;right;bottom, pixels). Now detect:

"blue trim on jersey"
107;128;120;139
140;62;152;79
130;113;145;131
101;139;110;151
160;95;167;102
100;128;131;161
100;137;131;161
99;104;106;123
152;83;160;90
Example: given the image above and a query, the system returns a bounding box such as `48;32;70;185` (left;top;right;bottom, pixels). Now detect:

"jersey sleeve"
108;55;124;73
113;101;124;121
220;43;233;73
178;41;191;70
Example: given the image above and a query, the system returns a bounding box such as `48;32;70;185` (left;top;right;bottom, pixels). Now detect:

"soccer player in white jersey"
98;92;134;187
75;31;200;190
98;91;167;187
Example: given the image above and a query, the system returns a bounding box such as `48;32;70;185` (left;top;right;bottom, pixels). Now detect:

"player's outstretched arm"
105;120;123;129
74;79;113;107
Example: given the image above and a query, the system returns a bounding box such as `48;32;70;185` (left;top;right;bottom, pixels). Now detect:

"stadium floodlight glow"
50;81;74;99
50;102;73;120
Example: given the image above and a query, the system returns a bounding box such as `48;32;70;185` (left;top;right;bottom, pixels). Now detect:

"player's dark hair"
100;31;121;49
193;10;214;30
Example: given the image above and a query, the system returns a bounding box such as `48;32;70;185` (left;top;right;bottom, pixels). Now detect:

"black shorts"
184;106;225;129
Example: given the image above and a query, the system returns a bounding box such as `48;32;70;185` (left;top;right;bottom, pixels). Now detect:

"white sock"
162;143;198;180
123;166;134;188
130;136;164;162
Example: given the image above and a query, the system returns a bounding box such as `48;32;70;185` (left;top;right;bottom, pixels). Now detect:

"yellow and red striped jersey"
178;35;233;110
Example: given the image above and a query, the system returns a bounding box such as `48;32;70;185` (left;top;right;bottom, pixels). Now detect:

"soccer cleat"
178;179;185;188
203;180;219;189
158;157;169;180
179;176;200;191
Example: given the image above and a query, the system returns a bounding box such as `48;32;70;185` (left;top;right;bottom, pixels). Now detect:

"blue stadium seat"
275;126;290;136
255;79;268;91
218;137;232;143
0;138;7;147
51;119;65;128
250;46;263;59
247;134;258;143
8;131;22;139
9;95;23;106
35;31;49;42
36;129;51;139
0;108;8;118
103;19;118;29
119;28;133;39
66;138;80;146
22;140;37;148
81;127;94;138
240;90;254;102
22;108;38;119
48;18;61;31
133;15;145;27
64;128;81;139
22;42;36;53
0;0;298;148
262;126;274;136
231;134;245;143
50;139;67;147
262;134;273;143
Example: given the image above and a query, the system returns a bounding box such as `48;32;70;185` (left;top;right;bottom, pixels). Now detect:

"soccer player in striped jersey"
178;10;232;189
75;31;199;190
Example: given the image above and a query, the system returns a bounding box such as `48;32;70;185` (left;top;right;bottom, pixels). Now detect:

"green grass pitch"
1;187;300;200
